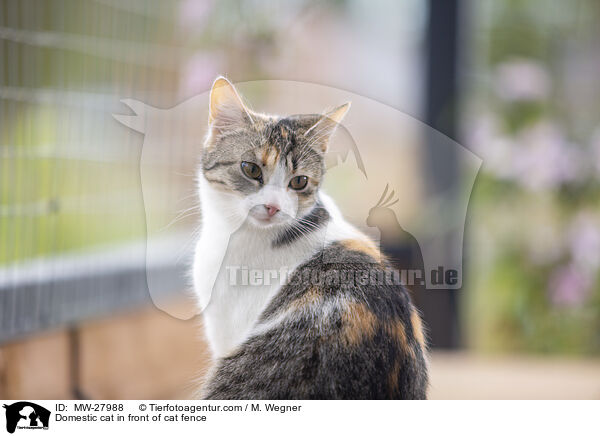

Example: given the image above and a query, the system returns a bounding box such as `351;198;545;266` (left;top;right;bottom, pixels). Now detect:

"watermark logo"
2;402;50;434
226;265;426;287
114;79;481;318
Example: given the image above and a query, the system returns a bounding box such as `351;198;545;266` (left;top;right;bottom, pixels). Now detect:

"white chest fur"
194;225;308;357
193;181;316;358
193;180;361;358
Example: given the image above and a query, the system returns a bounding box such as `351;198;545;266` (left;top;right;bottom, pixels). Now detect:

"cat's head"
200;77;350;229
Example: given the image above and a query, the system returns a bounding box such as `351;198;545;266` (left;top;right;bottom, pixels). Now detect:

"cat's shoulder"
261;238;424;348
206;238;429;399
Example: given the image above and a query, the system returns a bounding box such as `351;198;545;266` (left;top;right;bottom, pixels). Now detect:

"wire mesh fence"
0;0;426;342
0;0;197;341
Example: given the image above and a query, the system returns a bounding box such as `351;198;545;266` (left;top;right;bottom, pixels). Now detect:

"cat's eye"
241;161;262;181
289;175;308;190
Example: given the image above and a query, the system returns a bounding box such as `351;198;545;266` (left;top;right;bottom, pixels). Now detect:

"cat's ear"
208;76;253;127
304;102;351;152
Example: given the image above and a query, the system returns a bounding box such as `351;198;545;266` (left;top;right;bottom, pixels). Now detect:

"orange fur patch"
388;359;401;396
261;146;279;167
341;239;381;262
261;147;269;166
290;287;322;310
410;310;426;350
385;319;415;360
341;302;378;345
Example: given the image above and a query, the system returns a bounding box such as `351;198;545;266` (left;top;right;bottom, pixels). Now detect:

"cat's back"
202;238;429;400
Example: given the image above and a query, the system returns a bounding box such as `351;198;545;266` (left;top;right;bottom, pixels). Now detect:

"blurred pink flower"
515;122;584;191
179;52;223;98
548;264;591;308
473;120;587;191
467;113;521;180
179;0;214;29
568;213;600;274
494;58;550;101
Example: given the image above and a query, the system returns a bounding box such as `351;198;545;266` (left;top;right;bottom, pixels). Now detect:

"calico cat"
193;77;428;399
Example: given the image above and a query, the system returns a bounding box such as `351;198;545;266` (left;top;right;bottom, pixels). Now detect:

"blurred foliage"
464;0;600;354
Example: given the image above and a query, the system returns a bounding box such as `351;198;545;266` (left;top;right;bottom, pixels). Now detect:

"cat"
193;77;428;399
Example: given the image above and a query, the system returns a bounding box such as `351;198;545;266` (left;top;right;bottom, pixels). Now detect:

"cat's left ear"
304;102;351;152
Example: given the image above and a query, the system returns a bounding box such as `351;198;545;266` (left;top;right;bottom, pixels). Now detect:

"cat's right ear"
208;76;253;127
304;102;351;152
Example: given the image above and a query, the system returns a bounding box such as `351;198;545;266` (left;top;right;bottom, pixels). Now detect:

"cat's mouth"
248;213;286;228
247;205;291;228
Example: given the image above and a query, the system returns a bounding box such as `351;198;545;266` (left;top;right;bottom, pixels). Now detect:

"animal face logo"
3;402;50;434
114;79;481;318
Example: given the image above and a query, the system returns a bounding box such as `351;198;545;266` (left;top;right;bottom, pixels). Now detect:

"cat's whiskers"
159;204;201;232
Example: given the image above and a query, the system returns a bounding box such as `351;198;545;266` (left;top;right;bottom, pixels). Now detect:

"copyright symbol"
139;404;147;411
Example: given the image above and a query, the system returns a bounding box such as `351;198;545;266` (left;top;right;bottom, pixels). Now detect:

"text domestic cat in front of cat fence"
193;77;428;399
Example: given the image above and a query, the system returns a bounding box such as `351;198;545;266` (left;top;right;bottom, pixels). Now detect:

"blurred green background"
464;0;600;354
1;0;599;359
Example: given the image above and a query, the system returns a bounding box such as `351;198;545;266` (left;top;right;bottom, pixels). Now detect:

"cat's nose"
264;204;280;217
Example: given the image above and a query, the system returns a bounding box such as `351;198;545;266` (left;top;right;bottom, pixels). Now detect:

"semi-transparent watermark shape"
114;80;482;319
